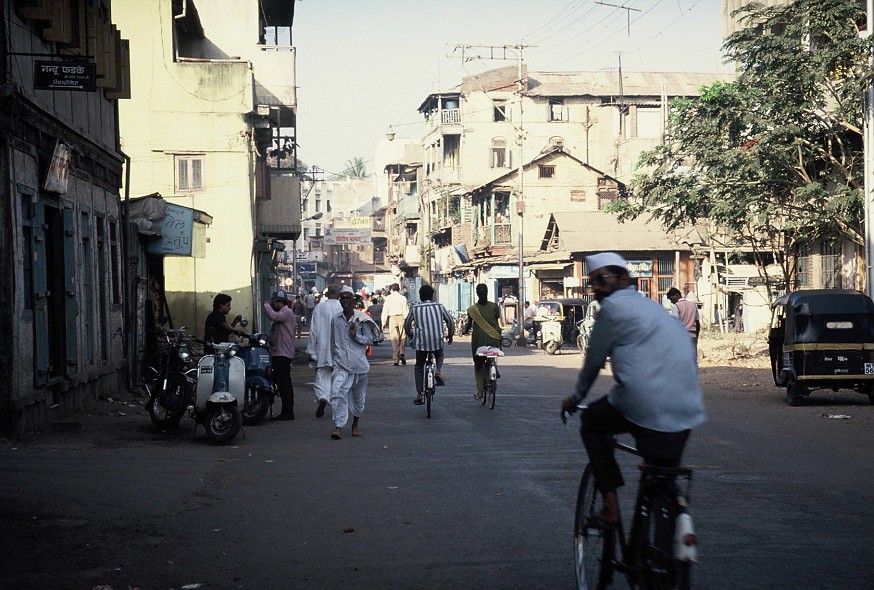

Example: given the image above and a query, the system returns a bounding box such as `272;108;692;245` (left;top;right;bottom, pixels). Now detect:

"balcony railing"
441;108;461;125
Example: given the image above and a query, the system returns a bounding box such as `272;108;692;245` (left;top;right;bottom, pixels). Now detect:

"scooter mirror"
239;319;249;327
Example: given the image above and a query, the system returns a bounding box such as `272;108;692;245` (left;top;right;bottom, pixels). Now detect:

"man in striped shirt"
404;284;455;405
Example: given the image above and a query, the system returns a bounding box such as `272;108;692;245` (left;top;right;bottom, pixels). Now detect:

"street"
2;337;873;590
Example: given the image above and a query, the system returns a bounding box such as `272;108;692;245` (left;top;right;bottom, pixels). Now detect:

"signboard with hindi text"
34;61;96;92
324;216;372;245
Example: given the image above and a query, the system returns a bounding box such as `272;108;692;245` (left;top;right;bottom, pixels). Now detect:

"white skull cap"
340;285;354;294
585;252;628;273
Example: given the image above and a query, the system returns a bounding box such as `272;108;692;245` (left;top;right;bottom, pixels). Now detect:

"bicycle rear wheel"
574;464;615;590
639;489;689;590
486;381;496;409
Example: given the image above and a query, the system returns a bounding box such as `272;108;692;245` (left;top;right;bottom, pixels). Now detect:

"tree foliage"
610;0;874;287
340;157;368;178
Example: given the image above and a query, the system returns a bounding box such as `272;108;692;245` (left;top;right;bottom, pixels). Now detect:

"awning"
526;263;572;271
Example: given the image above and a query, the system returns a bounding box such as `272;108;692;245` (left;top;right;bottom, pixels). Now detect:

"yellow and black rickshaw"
768;289;874;406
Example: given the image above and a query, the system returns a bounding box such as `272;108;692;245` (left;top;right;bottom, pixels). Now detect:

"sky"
292;0;733;177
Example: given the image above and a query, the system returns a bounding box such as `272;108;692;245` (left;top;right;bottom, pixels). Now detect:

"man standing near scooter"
329;285;379;440
263;290;297;421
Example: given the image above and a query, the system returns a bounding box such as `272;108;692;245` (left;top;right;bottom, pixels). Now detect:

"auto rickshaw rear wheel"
786;381;808;406
861;383;874;405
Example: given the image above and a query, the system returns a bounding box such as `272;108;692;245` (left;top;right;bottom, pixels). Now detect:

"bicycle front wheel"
575;464;614;590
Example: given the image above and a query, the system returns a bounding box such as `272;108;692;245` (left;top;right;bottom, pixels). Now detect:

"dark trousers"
272;355;294;412
414;348;444;393
580;396;690;493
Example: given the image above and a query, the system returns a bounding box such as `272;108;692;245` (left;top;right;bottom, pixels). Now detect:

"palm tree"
341;157;367;178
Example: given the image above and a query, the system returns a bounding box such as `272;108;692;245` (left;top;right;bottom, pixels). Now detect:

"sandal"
474;390;483;401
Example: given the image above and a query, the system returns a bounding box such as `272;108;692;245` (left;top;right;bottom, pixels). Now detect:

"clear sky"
293;0;732;177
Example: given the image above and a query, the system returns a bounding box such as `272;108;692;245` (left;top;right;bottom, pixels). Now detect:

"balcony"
257;173;301;239
441;108;461;125
252;46;296;123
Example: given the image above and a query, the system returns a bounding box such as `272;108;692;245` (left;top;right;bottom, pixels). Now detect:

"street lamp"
293;211;324;295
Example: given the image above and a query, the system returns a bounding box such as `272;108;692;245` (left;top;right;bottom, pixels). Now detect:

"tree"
340;157;368;178
610;0;874;288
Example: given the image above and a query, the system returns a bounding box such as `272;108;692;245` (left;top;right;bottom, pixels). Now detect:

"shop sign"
34;61;96;92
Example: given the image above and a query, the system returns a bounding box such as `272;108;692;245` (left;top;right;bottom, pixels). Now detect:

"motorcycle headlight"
177;346;191;361
229;343;239;357
256;333;269;347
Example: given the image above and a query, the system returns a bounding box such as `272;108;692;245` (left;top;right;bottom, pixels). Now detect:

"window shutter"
63;206;79;375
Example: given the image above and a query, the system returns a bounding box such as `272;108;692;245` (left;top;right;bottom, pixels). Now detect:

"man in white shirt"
382;283;409;366
307;284;342;418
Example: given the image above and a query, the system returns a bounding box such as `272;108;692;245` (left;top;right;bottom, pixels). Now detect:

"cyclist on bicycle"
560;252;706;525
404;284;455;406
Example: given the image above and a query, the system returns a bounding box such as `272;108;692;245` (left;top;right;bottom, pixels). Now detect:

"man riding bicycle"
560;252;706;525
404;284;454;406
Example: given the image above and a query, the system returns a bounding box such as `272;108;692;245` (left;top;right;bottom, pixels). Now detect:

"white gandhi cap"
585;252;628;273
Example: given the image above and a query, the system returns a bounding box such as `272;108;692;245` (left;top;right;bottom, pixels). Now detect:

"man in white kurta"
307;284;342;418
329;286;378;439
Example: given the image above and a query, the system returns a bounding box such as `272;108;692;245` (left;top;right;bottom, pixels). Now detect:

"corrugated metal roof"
549;211;690;252
525;71;736;98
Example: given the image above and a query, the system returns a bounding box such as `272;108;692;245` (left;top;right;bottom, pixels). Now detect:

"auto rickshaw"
768;289;874;406
532;298;587;355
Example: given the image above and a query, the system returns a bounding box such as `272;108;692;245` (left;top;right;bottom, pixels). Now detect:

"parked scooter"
500;318;538;348
193;340;244;443
235;332;276;425
144;327;198;429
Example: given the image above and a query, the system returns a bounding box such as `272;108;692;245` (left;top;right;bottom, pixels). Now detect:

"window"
303;228;310;241
491;137;508;168
315;223;322;237
539;165;555;179
175;155;204;192
494;101;509;122
315;199;321;213
549;136;564;148
549;98;564;122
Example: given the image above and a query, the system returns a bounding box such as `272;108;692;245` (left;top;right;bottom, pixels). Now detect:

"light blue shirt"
330;310;378;374
573;286;706;432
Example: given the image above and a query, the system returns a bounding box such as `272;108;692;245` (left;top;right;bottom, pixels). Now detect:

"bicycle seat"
475;346;504;357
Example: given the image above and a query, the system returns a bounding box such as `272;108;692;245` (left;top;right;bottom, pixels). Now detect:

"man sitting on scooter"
204;293;248;353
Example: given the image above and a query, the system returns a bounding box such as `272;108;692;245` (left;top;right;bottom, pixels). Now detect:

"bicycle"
422;351;437;418
573;414;696;589
475;346;503;409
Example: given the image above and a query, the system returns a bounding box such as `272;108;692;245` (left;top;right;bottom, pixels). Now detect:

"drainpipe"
120;148;134;390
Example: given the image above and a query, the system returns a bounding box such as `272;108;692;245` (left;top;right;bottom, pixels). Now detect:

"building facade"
1;0;131;435
413;66;732;313
115;0;298;336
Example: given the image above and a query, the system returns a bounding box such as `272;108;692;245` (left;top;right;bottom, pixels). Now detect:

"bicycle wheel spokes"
575;466;615;590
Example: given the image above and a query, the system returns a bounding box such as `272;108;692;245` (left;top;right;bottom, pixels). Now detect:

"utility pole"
450;44;530;344
595;2;641;36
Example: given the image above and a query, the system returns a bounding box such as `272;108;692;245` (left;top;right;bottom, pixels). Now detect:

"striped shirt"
404;301;454;352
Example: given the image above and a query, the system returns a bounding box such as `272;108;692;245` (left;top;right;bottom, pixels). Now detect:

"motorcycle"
144;327;198;429
500;318;538;348
193;340;245;443
235;332;276;425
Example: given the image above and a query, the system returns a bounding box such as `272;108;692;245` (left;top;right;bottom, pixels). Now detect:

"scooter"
500;318;538;348
192;341;244;443
235;332;276;425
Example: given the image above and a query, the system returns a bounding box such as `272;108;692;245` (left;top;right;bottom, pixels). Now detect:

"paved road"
1;337;872;589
